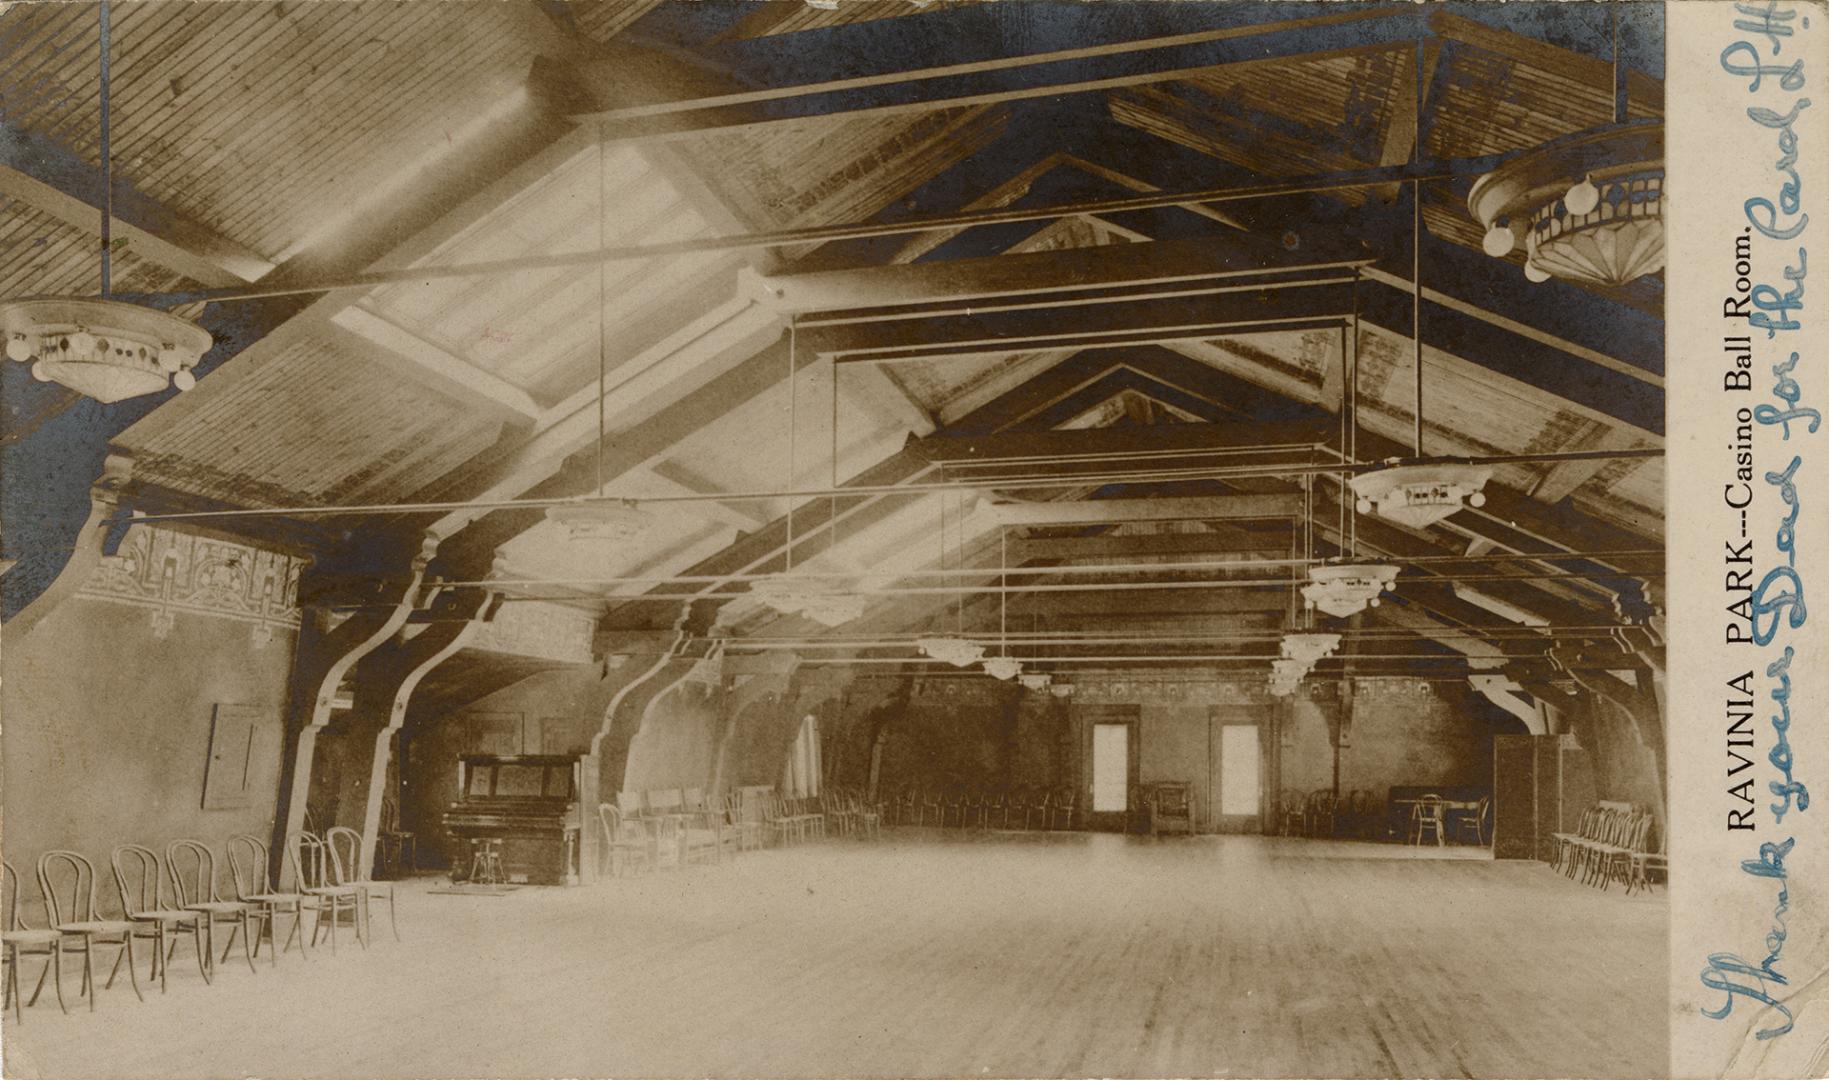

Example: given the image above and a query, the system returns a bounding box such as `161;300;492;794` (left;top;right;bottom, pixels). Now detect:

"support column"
1551;644;1668;827
274;544;432;864
353;586;497;875
578;600;719;882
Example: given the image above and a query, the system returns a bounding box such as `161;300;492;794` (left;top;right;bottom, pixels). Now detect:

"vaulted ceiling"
0;1;1664;692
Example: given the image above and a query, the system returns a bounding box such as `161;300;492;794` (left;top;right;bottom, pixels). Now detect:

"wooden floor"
2;831;1667;1079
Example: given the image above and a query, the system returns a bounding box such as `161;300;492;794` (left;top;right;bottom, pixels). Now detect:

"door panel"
1214;719;1264;834
1087;720;1138;831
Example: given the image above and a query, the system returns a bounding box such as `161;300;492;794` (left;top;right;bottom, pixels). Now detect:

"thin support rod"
1000;528;1008;657
123;446;1668;526
786;318;797;571
435;549;1665;588
128;161;1485;307
98;0;111;298
596;119;607;495
1612;2;1627;124
1411;36;1425;459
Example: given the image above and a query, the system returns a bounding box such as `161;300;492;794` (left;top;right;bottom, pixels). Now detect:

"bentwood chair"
378;795;417;879
167;839;263;974
291;831;363;953
3;860;64;1020
1049;789;1077;830
728;792;765;852
1408;795;1446;847
919;788;945;827
38;850;143;1011
1453;796;1492;846
328;826;400;942
110;845;211;991
597;803;655;876
852;790;882;839
227;834;312;964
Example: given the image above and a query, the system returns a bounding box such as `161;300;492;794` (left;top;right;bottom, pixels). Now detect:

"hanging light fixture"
1280;632;1342;666
1469;10;1660;286
747;576;867;628
1268;657;1308;697
4;298;211;403
1301;562;1399;619
1018;672;1052;692
1468;121;1662;288
916;636;985;668
544;499;653;544
982;656;1022;681
1349;462;1492;529
6;3;212;404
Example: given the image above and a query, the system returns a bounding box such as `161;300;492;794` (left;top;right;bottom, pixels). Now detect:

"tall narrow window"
1220;725;1261;816
1092;723;1129;812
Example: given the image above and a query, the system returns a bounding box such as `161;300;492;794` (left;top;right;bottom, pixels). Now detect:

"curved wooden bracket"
353;585;496;871
4;453;133;641
276;539;435;853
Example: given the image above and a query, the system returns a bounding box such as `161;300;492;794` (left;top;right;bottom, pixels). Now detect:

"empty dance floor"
2;833;1667;1079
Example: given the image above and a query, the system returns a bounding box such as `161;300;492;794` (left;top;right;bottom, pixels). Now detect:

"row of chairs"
884;787;1076;830
596;787;883;877
2;829;395;1021
1551;805;1663;892
1277;790;1388;840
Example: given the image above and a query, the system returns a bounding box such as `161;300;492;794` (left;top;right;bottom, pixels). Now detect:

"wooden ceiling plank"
0;135;273;287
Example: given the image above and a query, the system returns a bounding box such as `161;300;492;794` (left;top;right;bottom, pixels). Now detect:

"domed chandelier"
1467;122;1664;288
1466;10;1662;288
3;2;212;404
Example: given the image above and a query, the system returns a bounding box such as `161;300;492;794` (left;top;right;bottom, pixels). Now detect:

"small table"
1391;797;1485;844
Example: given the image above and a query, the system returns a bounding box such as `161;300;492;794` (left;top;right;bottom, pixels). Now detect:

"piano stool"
467;840;505;886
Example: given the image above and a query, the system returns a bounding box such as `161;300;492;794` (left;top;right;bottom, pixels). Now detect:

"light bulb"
1356;496;1374;514
1523;262;1551;283
31;360;50;381
1369;597;1381;607
173;369;196;391
1481;223;1515;257
1564;176;1601;217
5;335;33;363
1468;491;1486;508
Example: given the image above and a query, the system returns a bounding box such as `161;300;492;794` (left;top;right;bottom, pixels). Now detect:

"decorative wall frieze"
77;523;305;647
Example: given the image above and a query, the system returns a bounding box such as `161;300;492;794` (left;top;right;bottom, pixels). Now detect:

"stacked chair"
592;784;888;881
874;785;1082;832
1551;804;1661;891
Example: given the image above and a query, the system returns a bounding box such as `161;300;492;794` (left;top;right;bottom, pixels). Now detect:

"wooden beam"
425;292;781;542
984;494;1301;527
1011;588;1292;620
759;239;1361;313
807;283;1355;360
532;9;1421;140
644;460;773;530
912;418;1332;465
1429;10;1662;115
327;307;542;422
0;127;275;286
1010;529;1290;562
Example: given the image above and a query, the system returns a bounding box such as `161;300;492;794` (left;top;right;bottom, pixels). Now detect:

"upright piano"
442;754;583;885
